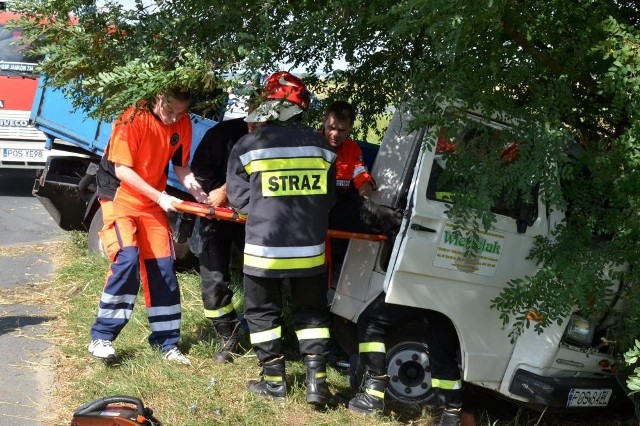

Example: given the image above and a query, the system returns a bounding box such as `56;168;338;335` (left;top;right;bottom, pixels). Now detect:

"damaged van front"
330;103;630;410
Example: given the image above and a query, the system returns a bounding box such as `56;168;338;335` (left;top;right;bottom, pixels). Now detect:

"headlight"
563;314;595;347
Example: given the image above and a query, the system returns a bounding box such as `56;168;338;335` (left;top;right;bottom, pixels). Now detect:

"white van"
330;104;629;409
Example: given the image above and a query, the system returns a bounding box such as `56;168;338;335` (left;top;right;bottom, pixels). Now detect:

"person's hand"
359;182;374;198
207;187;227;207
157;191;183;212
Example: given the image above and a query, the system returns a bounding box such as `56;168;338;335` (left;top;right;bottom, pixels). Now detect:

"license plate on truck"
566;388;612;407
2;148;44;159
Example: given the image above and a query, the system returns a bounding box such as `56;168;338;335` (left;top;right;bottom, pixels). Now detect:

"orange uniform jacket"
335;138;375;193
98;106;192;207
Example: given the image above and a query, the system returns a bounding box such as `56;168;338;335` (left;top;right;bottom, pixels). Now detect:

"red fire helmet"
263;71;310;111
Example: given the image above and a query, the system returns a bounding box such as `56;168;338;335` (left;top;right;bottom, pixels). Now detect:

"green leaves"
625;340;640;394
8;0;640;365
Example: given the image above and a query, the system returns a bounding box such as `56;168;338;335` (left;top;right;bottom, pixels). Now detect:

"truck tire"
334;314;436;405
337;318;434;406
87;206;105;256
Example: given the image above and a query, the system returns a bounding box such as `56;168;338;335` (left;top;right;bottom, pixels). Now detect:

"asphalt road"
0;169;64;426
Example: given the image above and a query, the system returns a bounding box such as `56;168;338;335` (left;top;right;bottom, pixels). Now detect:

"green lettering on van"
443;230;501;255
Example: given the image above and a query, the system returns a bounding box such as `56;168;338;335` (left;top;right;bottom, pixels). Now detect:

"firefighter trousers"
357;292;463;407
243;273;331;362
196;218;245;329
90;200;182;352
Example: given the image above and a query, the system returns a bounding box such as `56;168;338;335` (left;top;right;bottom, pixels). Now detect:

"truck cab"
330;104;629;409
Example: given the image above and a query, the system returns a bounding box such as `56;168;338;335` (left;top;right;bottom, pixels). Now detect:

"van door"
384;112;551;385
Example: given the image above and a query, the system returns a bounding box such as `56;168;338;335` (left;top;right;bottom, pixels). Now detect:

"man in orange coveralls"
322;100;403;288
88;87;208;365
323;100;402;236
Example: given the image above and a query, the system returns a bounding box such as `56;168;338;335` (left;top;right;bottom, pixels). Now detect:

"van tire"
384;319;437;405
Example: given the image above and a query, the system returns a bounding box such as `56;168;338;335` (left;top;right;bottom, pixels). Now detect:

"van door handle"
410;223;437;233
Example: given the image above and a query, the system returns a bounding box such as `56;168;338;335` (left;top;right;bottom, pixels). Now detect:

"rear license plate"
566;388;612;407
2;148;44;159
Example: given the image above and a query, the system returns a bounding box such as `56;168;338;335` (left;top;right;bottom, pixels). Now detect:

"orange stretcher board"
172;201;387;242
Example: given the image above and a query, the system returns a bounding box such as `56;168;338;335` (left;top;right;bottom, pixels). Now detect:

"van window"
426;124;538;226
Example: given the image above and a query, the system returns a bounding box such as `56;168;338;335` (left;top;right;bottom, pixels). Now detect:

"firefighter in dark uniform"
190;116;250;363
226;71;337;406
349;292;464;425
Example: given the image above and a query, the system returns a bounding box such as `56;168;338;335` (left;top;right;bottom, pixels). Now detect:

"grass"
38;232;638;425
44;233;430;425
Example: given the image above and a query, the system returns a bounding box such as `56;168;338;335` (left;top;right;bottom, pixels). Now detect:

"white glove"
157;191;182;212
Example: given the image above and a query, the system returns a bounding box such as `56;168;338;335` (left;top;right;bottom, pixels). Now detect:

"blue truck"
30;80;218;258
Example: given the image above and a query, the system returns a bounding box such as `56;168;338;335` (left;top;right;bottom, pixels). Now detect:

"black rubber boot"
247;356;287;399
347;374;389;414
212;321;240;363
434;406;462;426
305;355;330;406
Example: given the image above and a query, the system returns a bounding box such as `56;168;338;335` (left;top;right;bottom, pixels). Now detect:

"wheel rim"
386;341;434;404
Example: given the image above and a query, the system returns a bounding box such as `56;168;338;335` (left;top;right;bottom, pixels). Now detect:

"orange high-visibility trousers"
89;200;181;351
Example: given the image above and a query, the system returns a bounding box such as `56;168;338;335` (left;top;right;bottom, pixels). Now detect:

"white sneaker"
163;347;191;365
88;339;116;359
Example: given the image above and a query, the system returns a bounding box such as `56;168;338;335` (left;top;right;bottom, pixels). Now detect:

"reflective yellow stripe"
365;388;385;399
250;326;282;344
264;375;284;382
245;157;331;174
295;327;330;340
244;253;325;270
239;146;335;169
262;170;328;196
315;372;327;379
359;342;386;353
431;378;462;390
204;303;235;319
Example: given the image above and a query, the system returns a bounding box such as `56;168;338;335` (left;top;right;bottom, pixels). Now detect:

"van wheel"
386;339;436;405
87;206;106;256
384;319;437;405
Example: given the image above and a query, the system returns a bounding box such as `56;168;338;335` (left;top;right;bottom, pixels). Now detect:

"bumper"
509;368;629;408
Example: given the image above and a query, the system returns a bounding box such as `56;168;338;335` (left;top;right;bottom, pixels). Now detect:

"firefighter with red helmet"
226;71;337;406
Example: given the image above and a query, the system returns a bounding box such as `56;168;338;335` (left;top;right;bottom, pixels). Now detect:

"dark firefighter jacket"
226;122;337;278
